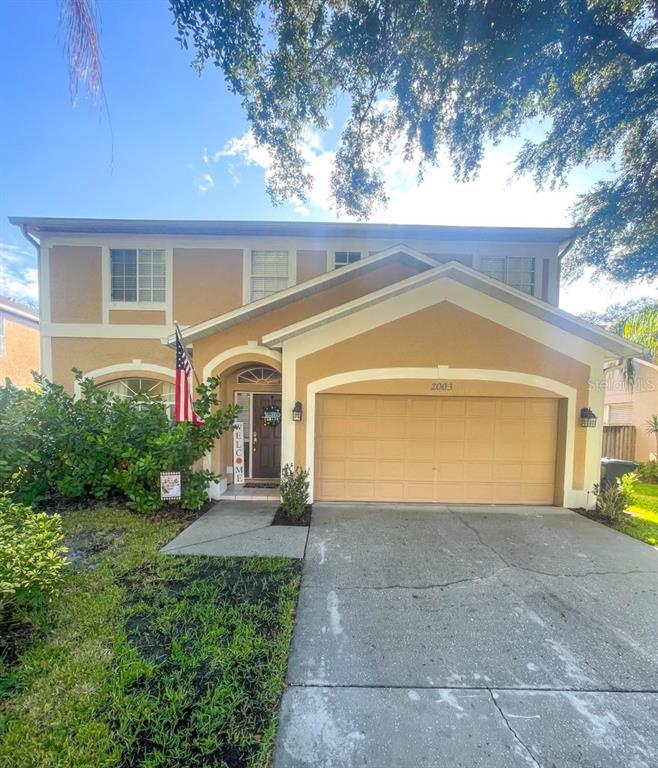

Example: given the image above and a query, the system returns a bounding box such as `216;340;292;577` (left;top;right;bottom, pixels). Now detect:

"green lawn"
0;507;301;768
618;482;658;546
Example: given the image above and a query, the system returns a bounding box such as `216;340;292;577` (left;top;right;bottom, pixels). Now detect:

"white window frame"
243;249;295;304
332;250;362;269
476;254;539;296
605;402;633;426
108;247;169;309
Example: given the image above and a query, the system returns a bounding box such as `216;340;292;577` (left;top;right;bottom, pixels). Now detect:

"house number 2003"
431;382;453;391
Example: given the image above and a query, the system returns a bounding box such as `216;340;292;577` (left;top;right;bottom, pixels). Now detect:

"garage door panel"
464;442;494;460
437;462;465;481
409;399;436;417
436;441;465;460
494;443;524;460
522;463;556;483
497;400;526;419
464;463;494;482
440;399;467;417
375;461;405;481
349;398;378;416
495;421;525;442
409;419;436;440
437;420;467;440
349;439;378;458
316;437;347;458
466;399;497;418
406;462;435;482
315;395;557;504
404;483;434;501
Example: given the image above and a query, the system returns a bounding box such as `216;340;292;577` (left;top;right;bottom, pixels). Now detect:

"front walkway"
275;503;658;767
161;500;308;558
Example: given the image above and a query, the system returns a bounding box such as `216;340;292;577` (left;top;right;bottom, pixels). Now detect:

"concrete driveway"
274;504;658;767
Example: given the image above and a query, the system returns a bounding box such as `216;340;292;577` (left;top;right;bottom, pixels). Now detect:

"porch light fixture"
292;401;303;422
580;408;597;428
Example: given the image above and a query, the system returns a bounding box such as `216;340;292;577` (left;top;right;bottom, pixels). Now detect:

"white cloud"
0;241;39;303
560;271;658;316
197;172;215;193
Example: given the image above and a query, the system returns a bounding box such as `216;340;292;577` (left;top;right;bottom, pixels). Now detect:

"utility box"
600;457;638;489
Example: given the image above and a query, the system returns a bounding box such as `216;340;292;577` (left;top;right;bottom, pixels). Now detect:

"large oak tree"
170;0;658;282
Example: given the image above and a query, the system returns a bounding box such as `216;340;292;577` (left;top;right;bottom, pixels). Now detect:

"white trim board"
72;362;176;398
263;261;641;359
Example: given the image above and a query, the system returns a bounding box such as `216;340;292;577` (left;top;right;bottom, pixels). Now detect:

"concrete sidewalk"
160;500;308;559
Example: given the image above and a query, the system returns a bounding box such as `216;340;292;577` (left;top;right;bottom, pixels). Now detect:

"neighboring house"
604;359;658;461
11;217;641;508
0;295;40;387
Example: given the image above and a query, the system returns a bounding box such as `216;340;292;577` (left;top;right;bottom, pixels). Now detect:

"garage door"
315;395;558;504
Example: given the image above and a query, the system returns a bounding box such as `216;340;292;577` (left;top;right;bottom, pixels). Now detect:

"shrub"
592;472;637;522
0;372;238;514
280;464;310;518
0;490;68;617
636;460;658;484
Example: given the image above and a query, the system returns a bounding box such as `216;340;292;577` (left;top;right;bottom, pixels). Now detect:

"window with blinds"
607;403;633;426
110;248;166;303
479;256;536;295
250;250;289;301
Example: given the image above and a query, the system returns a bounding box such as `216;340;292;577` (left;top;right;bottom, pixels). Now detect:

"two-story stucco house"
11;217;641;508
0;295;40;388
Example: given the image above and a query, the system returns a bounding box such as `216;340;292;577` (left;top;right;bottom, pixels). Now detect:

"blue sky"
1;0;655;314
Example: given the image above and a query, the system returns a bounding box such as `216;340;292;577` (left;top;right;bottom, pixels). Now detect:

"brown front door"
252;394;282;478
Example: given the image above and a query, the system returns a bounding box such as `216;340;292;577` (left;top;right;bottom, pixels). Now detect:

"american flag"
175;326;204;425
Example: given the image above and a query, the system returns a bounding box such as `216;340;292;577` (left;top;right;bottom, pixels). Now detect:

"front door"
252;393;282;478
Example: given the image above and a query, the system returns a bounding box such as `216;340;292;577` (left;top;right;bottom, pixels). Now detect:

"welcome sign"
233;422;245;485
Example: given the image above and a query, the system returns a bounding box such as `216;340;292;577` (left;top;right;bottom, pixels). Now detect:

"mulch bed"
272;505;312;526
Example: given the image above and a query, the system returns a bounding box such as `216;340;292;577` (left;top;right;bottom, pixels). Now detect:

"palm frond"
60;0;102;103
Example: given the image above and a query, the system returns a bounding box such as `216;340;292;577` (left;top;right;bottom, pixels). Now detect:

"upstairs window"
250;250;289;301
334;251;361;268
110;248;166;304
479;256;536;295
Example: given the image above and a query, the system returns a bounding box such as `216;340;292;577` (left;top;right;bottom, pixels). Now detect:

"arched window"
97;377;175;413
236;366;282;385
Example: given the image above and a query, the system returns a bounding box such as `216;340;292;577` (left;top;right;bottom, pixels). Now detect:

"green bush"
592;472;637;522
0;490;68;616
636;460;658;483
280;464;310;517
0;372;238;514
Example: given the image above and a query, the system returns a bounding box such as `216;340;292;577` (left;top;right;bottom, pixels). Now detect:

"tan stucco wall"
50;245;103;323
173;248;243;325
0;315;40;388
605;363;658;460
292;301;592;490
52;337;174;392
109;310;167;324
296;250;327;283
194;258;427;378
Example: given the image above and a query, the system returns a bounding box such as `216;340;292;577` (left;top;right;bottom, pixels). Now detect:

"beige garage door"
315;395;558;504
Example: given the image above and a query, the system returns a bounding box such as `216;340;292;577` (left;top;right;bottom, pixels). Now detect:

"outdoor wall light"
580;407;597;428
292;401;303;422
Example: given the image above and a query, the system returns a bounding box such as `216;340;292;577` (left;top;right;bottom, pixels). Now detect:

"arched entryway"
205;351;283;483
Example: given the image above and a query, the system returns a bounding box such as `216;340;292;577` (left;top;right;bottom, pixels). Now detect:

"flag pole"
174;321;201;387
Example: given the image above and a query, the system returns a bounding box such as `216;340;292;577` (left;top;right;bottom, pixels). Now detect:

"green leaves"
0;372;238;514
170;0;658;281
0;493;68;616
